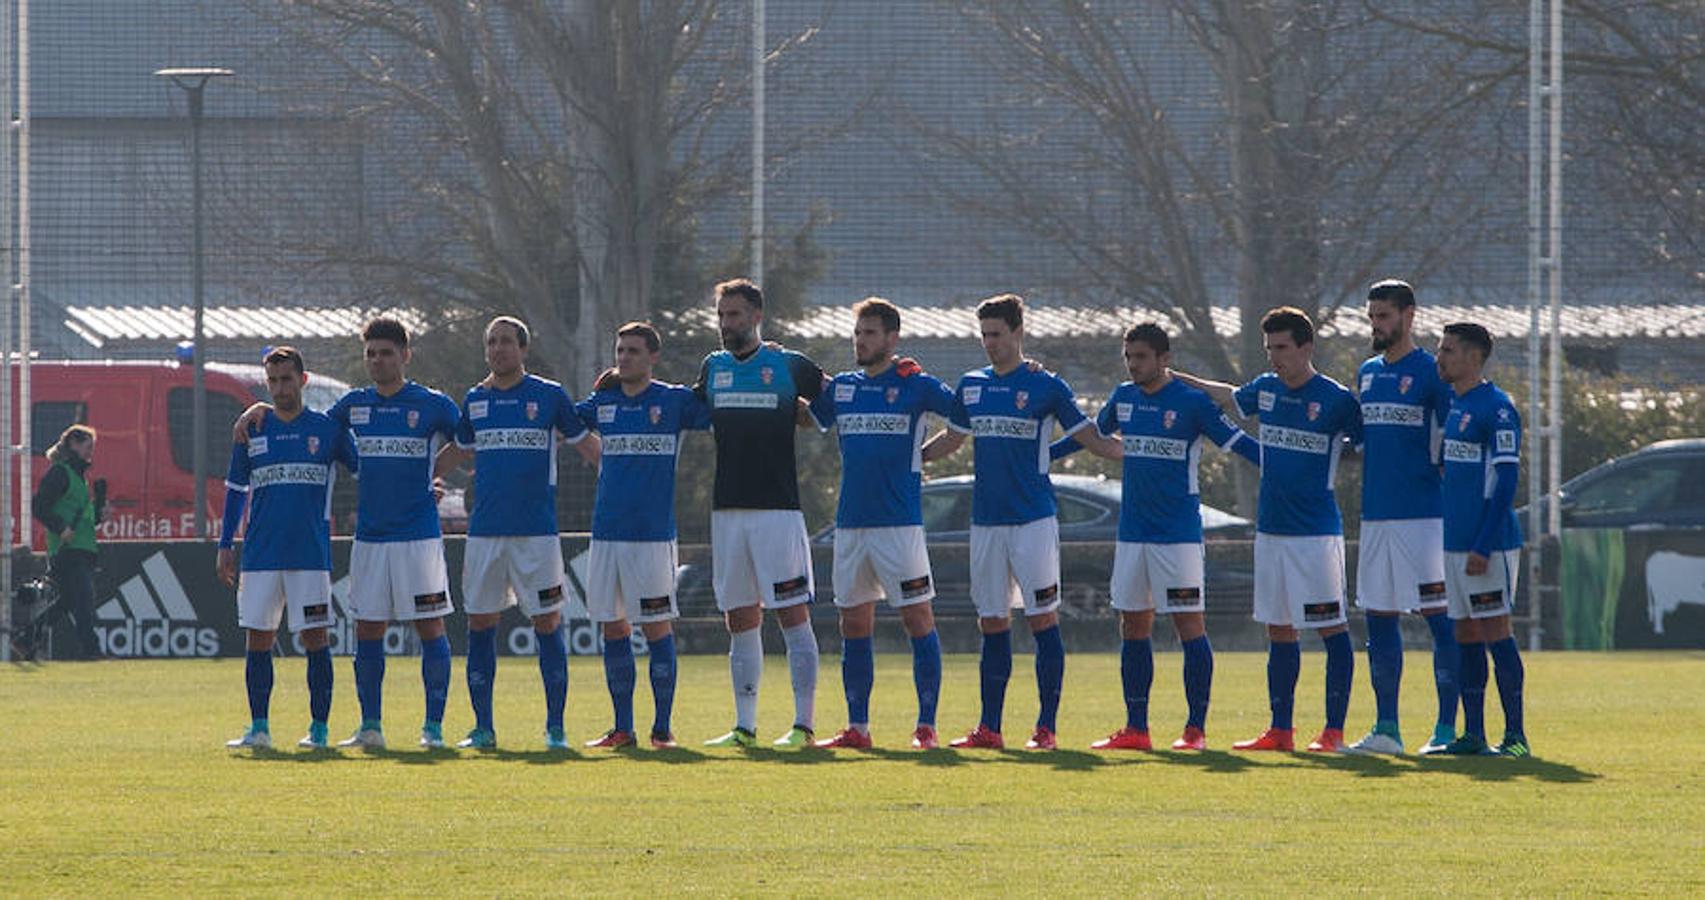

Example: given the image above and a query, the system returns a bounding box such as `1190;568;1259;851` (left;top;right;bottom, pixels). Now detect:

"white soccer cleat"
337;728;386;750
1344;731;1405;756
226;729;272;749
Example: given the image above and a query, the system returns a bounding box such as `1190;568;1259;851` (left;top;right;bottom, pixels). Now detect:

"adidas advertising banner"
65;537;606;659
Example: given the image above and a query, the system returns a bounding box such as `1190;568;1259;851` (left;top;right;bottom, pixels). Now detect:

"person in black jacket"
31;425;105;659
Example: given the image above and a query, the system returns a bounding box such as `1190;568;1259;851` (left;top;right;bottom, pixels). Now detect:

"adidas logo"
95;552;221;657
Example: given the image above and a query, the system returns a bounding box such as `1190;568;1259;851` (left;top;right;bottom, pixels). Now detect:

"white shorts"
1110;542;1205;614
586;539;680;624
348;538;453;623
832;526;935;609
237;570;334;633
1253;533;1347;629
462;535;567;618
1446;549;1520;620
711;510;814;611
969;517;1062;619
1356;518;1448;613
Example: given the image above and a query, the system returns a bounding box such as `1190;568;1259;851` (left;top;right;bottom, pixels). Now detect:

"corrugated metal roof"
64;305;431;345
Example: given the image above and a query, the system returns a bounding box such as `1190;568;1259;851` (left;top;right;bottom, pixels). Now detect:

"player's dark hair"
1443;321;1494;360
616;321;662;353
976;293;1025;331
852;296;901;334
715;278;763;310
487;315;529;348
1260;306;1314;346
1123;321;1170;354
263;345;305;375
1367;279;1416;310
361;316;410;349
47;424;97;465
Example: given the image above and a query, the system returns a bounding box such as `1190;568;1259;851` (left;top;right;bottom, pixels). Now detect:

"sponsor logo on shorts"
302;603;331;626
1260;424;1331;455
1362;402;1425;427
601;433;678;456
1469;590;1505;613
473;428;551;451
356;435;430;459
838;412;910;435
639;595;672;615
1164;587;1202;608
970;415;1039;440
469;400;490;420
537;584;564;602
900;575;932;599
773;576;810;603
713;391;779;409
249;462;332;490
414;591;450;612
1303;600;1342;622
247;436;269;457
1122;435;1189;460
1033;584;1059;604
1419;581;1447;599
1443;439;1483;463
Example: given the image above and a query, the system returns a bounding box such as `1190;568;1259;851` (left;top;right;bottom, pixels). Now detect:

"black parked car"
1528;439;1705;530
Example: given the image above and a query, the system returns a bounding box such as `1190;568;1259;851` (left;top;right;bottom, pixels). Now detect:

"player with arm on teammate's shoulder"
1434;322;1529;758
1052;322;1259;752
221;347;358;751
919;294;1087;751
1173;307;1364;753
806;297;954;750
430;316;598;751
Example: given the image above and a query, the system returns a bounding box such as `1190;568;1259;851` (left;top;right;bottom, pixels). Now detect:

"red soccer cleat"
649;731;678;749
910;725;939;750
1306;728;1347;753
1170;726;1207;751
948;724;1005;750
1090;727;1153;751
1024;727;1057;751
584;729;636;749
814;727;874;749
1232;727;1295;751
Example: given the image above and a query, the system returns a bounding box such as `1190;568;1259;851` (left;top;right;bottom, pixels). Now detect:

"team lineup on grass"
207;278;1529;759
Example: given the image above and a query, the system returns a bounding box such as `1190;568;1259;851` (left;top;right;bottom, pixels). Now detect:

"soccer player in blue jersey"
807;298;954;750
574;322;711;749
1348;280;1461;756
694;279;829;749
1434;322;1528;757
220;347;358;750
432;317;599;751
921;294;1091;751
235;317;463;750
1178;307;1363;753
1052;323;1261;752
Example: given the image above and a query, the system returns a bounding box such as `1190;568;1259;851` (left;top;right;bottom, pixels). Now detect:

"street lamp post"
154;67;232;540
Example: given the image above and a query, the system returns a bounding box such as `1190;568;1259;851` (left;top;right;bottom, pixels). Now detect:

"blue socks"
306;646;333;725
467;626;498;732
245;649;273;723
421;635;451;726
1033;625;1065;732
1323;630;1354;731
603;634;637;734
537;626;569;731
1365;615;1403;725
979;630;1012;733
1488;636;1525;740
354;637;386;725
1181;635;1213;730
1459;641;1489;739
648;634;677;737
842;636;875;726
1267;641;1301;730
1425;612;1460;731
1120;638;1153;731
911;630;941;726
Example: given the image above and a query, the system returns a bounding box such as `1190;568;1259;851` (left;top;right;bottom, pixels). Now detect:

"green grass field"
2;650;1702;895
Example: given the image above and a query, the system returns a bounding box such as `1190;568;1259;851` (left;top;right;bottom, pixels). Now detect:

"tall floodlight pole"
154;67;232;540
750;0;765;285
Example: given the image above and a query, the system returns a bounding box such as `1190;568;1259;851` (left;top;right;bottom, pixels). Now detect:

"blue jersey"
1092;380;1254;544
1441;381;1524;553
225;410;357;571
576;381;711;541
329;382;461;543
454;374;589;537
695;345;825;511
947;363;1090;526
1234;372;1362;536
809;365;958;529
1358;348;1451;521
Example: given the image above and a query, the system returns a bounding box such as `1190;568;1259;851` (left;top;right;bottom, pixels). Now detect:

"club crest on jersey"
525;401;539;421
407;410;420;429
1399;375;1413;395
1306;401;1321;422
1162;409;1177;430
1459;413;1472;429
649;405;663;425
886;387;899;404
1014;390;1029;410
760;366;774;385
306;435;320;455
